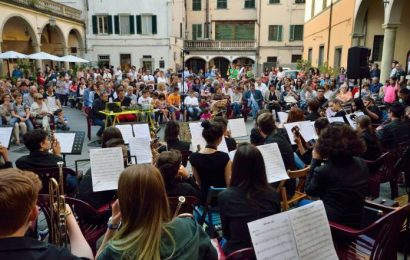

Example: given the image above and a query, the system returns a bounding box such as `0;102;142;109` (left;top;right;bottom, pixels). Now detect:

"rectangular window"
244;0;255;8
217;0;227;9
215;22;255;40
120;54;131;71
269;0;280;3
97;15;108;34
141;15;153;35
289;25;303;41
98;55;110;68
308;48;312;63
193;0;201;10
295;0;305;3
318;45;325;66
119;15;130;35
192;24;202;40
334;47;342;69
372;35;384;62
268;25;283;41
322;0;327;9
267;56;278;62
291;55;302;63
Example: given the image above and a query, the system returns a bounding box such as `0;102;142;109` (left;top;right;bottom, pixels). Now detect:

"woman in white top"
30;93;51;132
184;90;201;120
156;71;168;84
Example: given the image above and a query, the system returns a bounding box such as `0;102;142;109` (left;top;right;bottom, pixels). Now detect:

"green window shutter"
278;26;283;41
107;15;113;34
92;15;98;34
198;24;202;39
136;15;142;34
129;15;135;34
152;15;157;34
290;25;294;41
114;15;120;34
192;24;197;40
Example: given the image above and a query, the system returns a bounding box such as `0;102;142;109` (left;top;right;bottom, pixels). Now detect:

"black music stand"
57;131;85;164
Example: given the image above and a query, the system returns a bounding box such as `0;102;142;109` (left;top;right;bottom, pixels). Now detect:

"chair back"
180;150;192;167
225;247;256;260
277;166;310;211
27;167;77;195
168;196;199;215
199;186;226;225
368;151;398;183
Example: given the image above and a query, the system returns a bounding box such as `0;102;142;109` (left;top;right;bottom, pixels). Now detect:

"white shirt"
143;74;155;82
222;88;233;97
184;96;199;107
138;96;153;110
103;72;112;80
256;83;268;96
157;76;167;84
114;70;122;82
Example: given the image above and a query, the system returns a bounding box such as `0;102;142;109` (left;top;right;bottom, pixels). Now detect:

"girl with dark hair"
306;123;369;227
189;120;232;202
218;143;280;255
159;120;190;152
356;115;381;161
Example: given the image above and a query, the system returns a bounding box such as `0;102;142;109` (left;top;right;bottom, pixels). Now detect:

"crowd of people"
0;59;410;259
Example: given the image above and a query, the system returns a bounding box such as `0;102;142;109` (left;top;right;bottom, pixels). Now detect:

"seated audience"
306;123;369;227
167;87;181;121
230;86;243;118
92;92;109;137
218;143;280;255
250;109;270;146
328;98;346;118
189;120;232;203
305;99;321;121
156;150;199;197
212;116;237;152
0;168;93;260
96;164;217;259
243;83;263;120
0;145;12;169
184;90;201;120
158;120;191;152
377;102;409;150
362;96;382;123
356;115;381;161
30;93;51;131
336;83;353;104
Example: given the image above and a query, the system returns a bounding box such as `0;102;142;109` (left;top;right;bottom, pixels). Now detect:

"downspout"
205;0;209;38
257;0;262;75
326;0;333;67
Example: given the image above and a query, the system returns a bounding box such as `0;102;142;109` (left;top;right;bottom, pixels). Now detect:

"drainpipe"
256;0;262;75
205;0;209;38
326;0;333;68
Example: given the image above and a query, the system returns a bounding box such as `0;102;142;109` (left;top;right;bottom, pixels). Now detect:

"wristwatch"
107;217;121;230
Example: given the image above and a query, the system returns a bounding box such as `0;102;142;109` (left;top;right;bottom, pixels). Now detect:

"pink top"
383;85;397;104
200;113;212;121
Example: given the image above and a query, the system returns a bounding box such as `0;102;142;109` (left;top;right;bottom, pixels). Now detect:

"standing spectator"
382;76;400;104
369;63;381;79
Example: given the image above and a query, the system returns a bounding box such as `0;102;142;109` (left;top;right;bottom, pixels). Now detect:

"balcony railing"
5;0;82;21
184;40;257;51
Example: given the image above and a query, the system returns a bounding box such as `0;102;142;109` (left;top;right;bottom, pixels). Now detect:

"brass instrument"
49;161;68;247
151;138;160;165
49;130;56;153
173;196;186;218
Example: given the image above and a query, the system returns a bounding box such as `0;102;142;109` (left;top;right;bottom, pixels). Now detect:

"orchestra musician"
0;168;93;260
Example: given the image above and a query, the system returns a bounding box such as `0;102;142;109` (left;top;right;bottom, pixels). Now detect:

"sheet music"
128;137;153;164
228;118;247;138
288;201;338;260
277;112;289;123
132;123;151;140
345;112;365;129
257;143;289;183
248;211;299;260
0;127;13;149
115;124;134;144
54;133;76;153
90;147;124;192
327;116;345;123
284;121;318;145
189;122;229;153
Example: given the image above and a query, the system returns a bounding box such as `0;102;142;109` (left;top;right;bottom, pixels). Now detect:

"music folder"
0;127;13;149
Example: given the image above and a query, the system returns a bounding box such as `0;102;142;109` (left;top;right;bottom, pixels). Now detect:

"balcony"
3;0;82;21
184;40;257;51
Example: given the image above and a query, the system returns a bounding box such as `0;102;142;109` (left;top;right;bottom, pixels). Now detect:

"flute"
173;196;186;218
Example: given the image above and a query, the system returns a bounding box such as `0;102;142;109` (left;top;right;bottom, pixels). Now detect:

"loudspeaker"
346;47;371;79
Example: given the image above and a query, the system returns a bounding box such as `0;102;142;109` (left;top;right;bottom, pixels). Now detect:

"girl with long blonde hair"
96;164;216;260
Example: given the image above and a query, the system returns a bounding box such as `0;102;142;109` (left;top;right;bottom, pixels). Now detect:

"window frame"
268;25;283;41
289;25;304;41
192;0;201;11
141;14;153;35
119;14;131;35
217;0;227;9
97;15;108;34
291;54;302;63
244;0;255;8
269;0;280;4
192;24;202;40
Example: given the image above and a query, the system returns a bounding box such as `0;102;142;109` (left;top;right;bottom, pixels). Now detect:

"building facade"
184;0;305;76
0;0;85;74
303;0;410;81
82;0;185;72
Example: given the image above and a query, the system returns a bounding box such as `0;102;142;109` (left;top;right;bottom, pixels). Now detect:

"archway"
209;57;230;78
67;29;84;57
40;23;66;69
185;57;206;74
232;57;254;67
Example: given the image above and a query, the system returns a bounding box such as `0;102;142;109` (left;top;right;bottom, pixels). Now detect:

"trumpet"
173;196;186;218
49;161;68;247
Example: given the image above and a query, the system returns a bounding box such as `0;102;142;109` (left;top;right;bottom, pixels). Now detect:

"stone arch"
67;28;84;56
209;56;230;78
232;56;255;66
39;23;66;56
185;56;206;73
385;0;404;25
0;15;39;53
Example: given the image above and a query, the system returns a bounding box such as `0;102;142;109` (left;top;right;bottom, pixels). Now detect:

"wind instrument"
173;196;186;218
49;161;68;247
151;138;160;165
49;130;56;153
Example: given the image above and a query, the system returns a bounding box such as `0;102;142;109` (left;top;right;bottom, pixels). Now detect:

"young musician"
218;143;280;255
96;164;217;259
0;168;93;259
158;120;190;153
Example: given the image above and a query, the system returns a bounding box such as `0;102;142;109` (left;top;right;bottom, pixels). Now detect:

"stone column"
63;47;69;70
33;45;42;70
0;42;3;77
380;24;398;82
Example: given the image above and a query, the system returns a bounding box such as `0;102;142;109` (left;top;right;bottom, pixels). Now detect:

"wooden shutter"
152;15;157;34
192;24;197;40
114;15;120;34
278;25;283;41
198;24;202;39
92;15;98;34
290;25;295;41
136;15;142;34
107;15;113;34
129;15;135;34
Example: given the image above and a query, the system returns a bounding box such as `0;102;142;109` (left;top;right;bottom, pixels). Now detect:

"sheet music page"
132;123;151;140
345;112;365;129
284;121;318;145
228;118;247;138
90;147;124;192
0;127;13;149
248;212;299;260
327;116;345;123
288;201;338;260
128;137;153;164
189;122;229;153
257;143;289;183
54;133;76;153
115;124;134;144
277;112;289;124
228;150;236;161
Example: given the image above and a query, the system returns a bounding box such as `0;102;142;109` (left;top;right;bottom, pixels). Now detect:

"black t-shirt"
189;151;230;202
218;187;281;255
158;140;191;153
0;237;89;260
114;96;131;107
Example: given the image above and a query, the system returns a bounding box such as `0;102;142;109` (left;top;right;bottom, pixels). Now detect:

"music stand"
55;131;85;164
